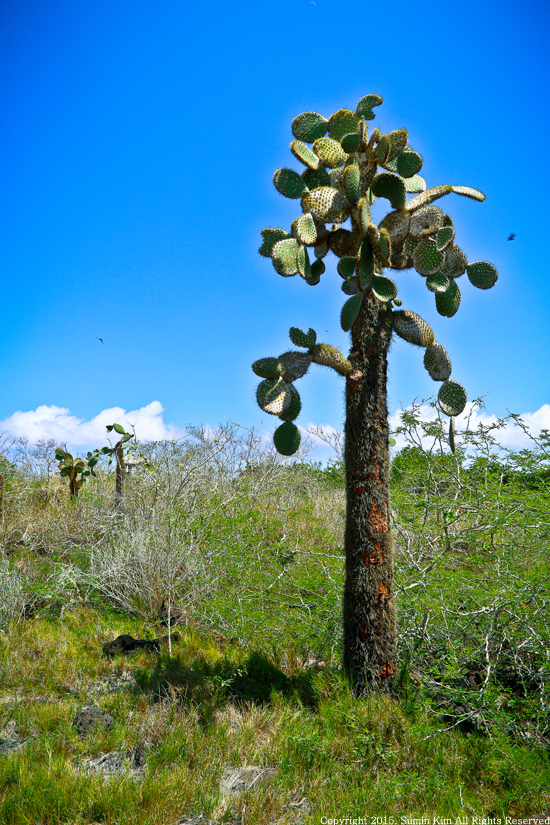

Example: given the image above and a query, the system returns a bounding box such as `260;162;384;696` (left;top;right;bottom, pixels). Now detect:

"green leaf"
99;446;112;455
113;423;126;435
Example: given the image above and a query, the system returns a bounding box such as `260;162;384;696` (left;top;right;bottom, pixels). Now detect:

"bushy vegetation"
0;409;548;822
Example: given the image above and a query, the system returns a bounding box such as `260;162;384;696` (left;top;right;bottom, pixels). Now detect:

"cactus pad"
310;344;353;375
378;209;410;245
396;148;423;178
291;111;328;143
257;377;292;415
329;109;360;143
424;343;452;381
405;185;454;212
405;174;427;193
371;172;406;209
436;225;455;251
273;168;309;199
342;276;359;295
357;237;374;290
409;205;445;238
343;164;361;204
438;380;467;416
302;165;330;190
467;261;498;289
279;384;302;422
386;129;408;162
290;140;320;170
451;185;485;201
314;239;330;259
278;351;313;382
393;310;435;347
291;213;317;246
338;256;356;279
341;133;362;153
426;272;451;293
309;258;325;281
296;245;311;279
441;245;468;278
272;238;300;276
356;94;383;120
372;275;397;303
328;228;354;258
273;421;301;456
435;279;461;317
302;187;351;223
259;228;290;257
413;238;444;276
341;292;364;332
252;357;282;379
313;137;348;168
289;327;316;348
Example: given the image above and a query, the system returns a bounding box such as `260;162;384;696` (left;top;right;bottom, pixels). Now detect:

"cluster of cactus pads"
256;94;498;455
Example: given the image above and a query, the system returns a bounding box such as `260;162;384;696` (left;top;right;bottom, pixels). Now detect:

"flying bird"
508;233;515;241
96;337;104;344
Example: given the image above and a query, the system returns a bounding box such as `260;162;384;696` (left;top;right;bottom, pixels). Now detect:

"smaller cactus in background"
55;449;99;498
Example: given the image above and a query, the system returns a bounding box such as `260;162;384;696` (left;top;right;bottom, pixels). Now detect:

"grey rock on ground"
80;745;148;780
73;704;114;737
0;720;30;755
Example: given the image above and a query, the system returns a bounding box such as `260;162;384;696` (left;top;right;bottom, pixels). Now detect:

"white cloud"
0;401;186;450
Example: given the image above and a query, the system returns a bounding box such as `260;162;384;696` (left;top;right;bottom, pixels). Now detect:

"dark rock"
102;633;180;657
80;745;149;779
73;704;114;737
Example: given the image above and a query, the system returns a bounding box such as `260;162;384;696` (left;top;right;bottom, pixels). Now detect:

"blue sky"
1;0;549;458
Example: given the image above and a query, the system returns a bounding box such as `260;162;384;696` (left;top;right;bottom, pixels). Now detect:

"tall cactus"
254;95;498;696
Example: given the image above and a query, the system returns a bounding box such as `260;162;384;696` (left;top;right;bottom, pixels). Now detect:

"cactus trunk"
343;291;396;696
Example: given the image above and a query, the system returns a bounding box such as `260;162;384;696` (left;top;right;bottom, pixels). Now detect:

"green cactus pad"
257;377;292;416
356;94;383;120
296;245;311;279
377;135;391;165
426;272;451;293
290;140;319;170
342;276;359;295
314;239;330;259
405;185;453;212
438;380;467;416
343;164;361;204
259;228;291;257
379;229;391;263
443;215;453;227
272;238;300;276
393;310;435;347
341;292;364;332
302;187;351;223
338;256;356;279
372;275;397;303
450;185;485;202
435;279;461;317
289;327;317;348
409;205;445;238
291;111;328;143
403;235;418;256
466;261;498;289
436;225;455;251
329;109;360;143
273;168;309;199
393;298;402;307
278;351;313;382
310;343;352;375
396;148;423;178
371;172;406;210
449;417;456;454
273;421;301;456
359;197;371;233
357;237;374;290
313;137;347;169
309;258;325;280
252;357;283;379
405;174;427;193
424;343;452;381
378;210;410;245
386;129;408;162
292;213;317;246
441;245;468;278
301;165;330;190
341;133;362;153
279;384;302;422
413;238;444;276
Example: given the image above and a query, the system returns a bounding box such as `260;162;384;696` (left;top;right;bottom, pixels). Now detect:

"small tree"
253;94;498;696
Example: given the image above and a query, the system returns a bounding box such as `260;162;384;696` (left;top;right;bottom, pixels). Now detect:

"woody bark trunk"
343;290;396;696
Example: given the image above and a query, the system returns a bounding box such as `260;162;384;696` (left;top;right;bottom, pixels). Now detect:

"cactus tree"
254;94;498;696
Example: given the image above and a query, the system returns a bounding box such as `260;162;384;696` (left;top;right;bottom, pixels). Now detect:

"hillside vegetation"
0;407;549;823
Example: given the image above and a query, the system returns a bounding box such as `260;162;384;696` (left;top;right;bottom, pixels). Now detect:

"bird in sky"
96;337;104;344
508;233;516;241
